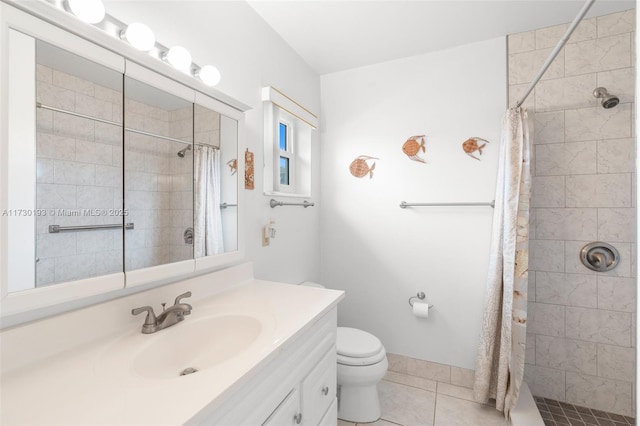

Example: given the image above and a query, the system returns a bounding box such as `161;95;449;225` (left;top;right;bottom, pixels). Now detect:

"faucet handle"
131;306;158;333
174;291;192;306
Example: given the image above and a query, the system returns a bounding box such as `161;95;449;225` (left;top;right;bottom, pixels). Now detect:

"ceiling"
247;0;635;75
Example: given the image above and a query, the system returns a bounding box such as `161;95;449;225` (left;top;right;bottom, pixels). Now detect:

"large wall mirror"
1;4;244;318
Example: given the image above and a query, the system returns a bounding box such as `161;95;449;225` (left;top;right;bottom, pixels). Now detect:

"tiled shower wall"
508;10;636;417
124;100;194;271
35;65;196;283
35;64;124;285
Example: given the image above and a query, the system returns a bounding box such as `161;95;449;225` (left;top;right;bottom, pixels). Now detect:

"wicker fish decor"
462;137;490;161
402;135;427;163
349;155;378;179
227;158;238;175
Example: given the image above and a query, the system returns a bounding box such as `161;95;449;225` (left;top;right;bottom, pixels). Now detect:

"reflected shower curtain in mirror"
194;145;224;256
474;107;531;419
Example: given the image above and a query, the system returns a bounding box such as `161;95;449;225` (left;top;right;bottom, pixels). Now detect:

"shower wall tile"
37;233;76;258
508;31;535;54
528;302;565;337
597;10;635;38
535;208;597;241
76;229;118;254
511;11;636;414
597;208;635;243
36;159;54;184
53;160;95;186
534;74;598;112
95;250;123;276
52;69;95;97
535;335;597;375
565;104;633;142
529;240;565;272
597;67;635;104
54;253;96;282
528;271;536;302
597;138;635;174
75;93;113;121
526;332;536;364
509;48;565;85
36;258;55;286
566;173;632;208
95;165;122;188
597;276;636;313
36;64;53;83
508;83;535;110
564;33;632;76
533;110;565;144
532;176;565;207
406;357;451;383
37;81;76;111
37;183;76;209
53;111;95;141
37;133;76;161
524;364;566;400
535;271;597;308
565;372;633;417
565;307;631;346
535;18;596;49
597;344;635;382
536;141;597;176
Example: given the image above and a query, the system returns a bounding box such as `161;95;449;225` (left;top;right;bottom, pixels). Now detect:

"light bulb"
164;46;192;72
121;23;155;51
67;0;105;24
198;65;221;86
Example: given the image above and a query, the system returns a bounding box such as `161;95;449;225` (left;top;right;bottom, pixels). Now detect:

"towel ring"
408;292;434;309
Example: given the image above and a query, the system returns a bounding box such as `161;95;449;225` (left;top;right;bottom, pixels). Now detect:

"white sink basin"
133;315;262;380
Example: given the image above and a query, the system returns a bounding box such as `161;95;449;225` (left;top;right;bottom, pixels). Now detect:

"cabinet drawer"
263;387;302;426
302;346;337;425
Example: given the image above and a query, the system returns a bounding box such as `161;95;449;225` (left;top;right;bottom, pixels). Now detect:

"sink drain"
179;367;199;376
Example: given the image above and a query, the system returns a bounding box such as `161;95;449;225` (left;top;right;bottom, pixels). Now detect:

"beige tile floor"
338;371;508;426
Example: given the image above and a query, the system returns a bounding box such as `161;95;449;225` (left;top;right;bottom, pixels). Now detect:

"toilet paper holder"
408;292;434;309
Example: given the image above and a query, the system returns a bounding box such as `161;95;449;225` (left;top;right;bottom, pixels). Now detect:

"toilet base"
338;383;381;423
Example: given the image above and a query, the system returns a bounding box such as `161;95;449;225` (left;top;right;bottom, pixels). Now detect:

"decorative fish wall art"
349;155;378;179
462;137;490;161
227;158;238;175
402;135;427;163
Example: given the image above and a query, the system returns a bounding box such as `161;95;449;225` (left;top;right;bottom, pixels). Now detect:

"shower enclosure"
509;8;636;420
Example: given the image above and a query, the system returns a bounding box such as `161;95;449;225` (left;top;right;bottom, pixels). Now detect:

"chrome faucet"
131;291;192;334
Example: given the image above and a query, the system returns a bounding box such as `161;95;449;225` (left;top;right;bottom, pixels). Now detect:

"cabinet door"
263;387;302;426
302;347;337;425
318;398;337;426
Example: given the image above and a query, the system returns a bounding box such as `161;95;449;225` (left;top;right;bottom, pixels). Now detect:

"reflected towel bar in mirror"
270;199;315;208
400;201;495;209
220;203;237;209
49;223;135;233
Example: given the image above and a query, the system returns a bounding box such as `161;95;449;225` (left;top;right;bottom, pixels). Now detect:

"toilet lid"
337;347;387;366
337;327;383;358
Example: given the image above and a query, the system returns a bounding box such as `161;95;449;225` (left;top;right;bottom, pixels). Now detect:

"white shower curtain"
474;108;531;418
194;145;224;257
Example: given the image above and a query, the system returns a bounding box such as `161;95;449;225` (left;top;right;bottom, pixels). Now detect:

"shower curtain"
474;107;531;418
194;145;224;256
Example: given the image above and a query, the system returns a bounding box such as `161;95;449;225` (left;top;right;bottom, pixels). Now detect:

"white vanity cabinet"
193;307;338;426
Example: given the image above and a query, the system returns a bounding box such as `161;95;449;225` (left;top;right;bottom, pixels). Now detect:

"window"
277;118;295;190
262;86;318;197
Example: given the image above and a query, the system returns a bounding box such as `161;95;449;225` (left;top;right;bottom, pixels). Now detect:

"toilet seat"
337;327;386;366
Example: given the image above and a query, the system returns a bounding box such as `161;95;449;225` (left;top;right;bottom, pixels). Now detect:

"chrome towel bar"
49;223;134;233
270;199;315;208
220;203;237;209
400;200;495;209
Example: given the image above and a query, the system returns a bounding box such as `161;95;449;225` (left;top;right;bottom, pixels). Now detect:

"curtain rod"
514;0;596;108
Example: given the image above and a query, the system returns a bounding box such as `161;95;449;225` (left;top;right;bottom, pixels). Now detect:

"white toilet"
302;282;388;423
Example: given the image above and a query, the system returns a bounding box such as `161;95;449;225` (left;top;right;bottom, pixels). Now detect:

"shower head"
177;145;192;158
593;87;620;109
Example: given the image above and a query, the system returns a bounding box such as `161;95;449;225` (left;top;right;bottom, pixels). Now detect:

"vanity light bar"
63;0;221;86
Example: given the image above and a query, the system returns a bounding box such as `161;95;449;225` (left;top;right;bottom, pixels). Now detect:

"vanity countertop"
0;278;344;425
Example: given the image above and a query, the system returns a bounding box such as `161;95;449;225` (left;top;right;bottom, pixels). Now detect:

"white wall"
105;1;322;284
320;37;506;369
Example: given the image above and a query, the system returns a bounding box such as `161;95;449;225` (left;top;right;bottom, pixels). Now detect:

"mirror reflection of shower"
592;87;619;109
177;145;192;157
